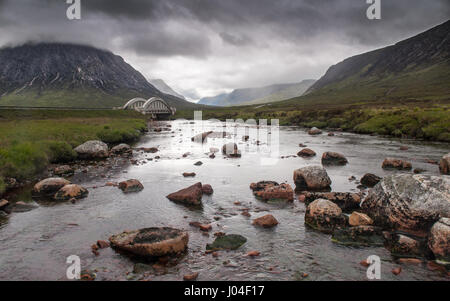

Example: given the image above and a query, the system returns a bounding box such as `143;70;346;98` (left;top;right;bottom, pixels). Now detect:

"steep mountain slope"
148;79;186;100
0;43;199;109
198;80;316;106
289;20;450;106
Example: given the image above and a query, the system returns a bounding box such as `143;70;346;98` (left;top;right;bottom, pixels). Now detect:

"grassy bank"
0;109;147;195
174;102;450;142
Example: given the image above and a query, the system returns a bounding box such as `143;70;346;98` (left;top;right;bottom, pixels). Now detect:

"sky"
0;0;448;102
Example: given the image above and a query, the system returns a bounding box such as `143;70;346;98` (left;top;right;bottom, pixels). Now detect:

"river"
0;119;449;281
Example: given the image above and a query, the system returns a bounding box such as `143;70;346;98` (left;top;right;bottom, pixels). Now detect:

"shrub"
0;142;48;180
44;141;77;163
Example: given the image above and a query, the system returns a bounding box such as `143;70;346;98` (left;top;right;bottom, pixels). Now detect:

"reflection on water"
0;120;448;281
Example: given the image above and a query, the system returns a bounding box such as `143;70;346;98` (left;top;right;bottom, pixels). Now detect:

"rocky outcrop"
297;148;316;157
109;227;189;258
428;218;450;263
305;199;347;233
32;177;71;198
321;152;348;165
439;153;450;175
74;140;109;159
382;158;412;170
293;166;332;191
166;182;203;206
206;234;247;250
119;179;144;193
332;226;383;246
361;174;450;235
360;173;382;187
222;143;241;158
250;181;294;202
301;191;361;212
252;214;279;228
202;184;214;195
54;184;89;201
349;212;373;226
308;127;322;135
111;143;131;155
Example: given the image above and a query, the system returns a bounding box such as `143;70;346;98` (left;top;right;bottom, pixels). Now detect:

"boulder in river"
109;227;189;258
111;143;132;155
360;173;382;187
308;127;322;135
182;172;196;177
166;182;203;206
321;152;348;165
54;184;89;201
11;201;38;213
250;181;294;202
332;226;383;246
293;166;332;191
206;234;247;251
439;153;450;175
383;232;430;258
222;143;241;158
361;174;450;235
119;179;144;193
53;165;74;176
300;191;361;212
305;199;347;233
191;131;213;143
74;140;109;159
0;199;9;211
202;184;214;195
382;158;412;170
428;218;450;263
32;177;71;198
349;211;373;226
252;214;279;228
297;148;316;157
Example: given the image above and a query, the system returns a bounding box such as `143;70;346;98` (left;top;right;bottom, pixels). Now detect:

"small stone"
183;272;199;281
392;267;402;275
252;214;279;228
247;251;260;257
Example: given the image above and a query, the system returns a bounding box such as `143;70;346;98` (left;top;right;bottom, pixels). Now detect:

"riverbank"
0;109;148;196
173;102;450;142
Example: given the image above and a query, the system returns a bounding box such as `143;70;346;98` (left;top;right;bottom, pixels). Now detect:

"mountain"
0;43;199;109
198;80;316;106
148;79;186;100
292;20;450;106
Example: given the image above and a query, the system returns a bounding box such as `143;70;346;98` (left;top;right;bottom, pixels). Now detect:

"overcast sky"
0;0;448;101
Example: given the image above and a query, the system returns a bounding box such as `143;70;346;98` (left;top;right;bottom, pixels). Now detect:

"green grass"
0;109;147;194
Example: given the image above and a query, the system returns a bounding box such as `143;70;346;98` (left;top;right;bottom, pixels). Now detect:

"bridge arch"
123;97;147;110
122;96;175;119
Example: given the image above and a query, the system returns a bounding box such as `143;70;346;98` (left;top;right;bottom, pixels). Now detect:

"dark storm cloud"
0;0;448;99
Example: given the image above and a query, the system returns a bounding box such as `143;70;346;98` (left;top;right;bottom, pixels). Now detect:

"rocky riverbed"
0;120;449;281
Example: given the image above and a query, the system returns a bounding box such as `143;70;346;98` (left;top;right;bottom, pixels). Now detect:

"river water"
0;120;449;281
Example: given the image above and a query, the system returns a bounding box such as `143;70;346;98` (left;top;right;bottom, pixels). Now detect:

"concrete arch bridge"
122;97;176;119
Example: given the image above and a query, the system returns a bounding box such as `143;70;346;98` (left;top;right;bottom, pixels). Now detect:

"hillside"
198;80;315;106
0;43;199;109
148;79;186;100
285;20;450;106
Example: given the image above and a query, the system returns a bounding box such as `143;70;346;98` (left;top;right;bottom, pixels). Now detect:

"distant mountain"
0;43;199;109
293;20;450;105
149;79;186;100
198;80;316;106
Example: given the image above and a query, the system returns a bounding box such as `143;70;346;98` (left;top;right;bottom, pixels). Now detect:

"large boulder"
360;173;382;188
109;227;189;258
382;158;412;170
428;218;450;263
54;184;89;201
32;177;71;198
252;214;279;228
439;153;450;175
361;174;450;234
301;191;361;212
202;184;214;195
119;179;144;193
111;143;132;155
297;148;316;157
321;152;348;165
250;181;293;202
305;199;347;233
206;234;247;251
293;166;332;191
383;232;430;258
222;143;241;158
308;127;322;135
167;182;203;206
74;140;109;159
